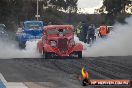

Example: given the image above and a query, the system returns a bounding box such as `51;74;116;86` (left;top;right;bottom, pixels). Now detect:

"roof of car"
44;25;74;30
24;21;43;24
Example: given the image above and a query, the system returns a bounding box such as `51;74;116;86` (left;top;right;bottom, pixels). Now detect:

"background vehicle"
16;21;44;48
0;24;8;40
37;25;83;59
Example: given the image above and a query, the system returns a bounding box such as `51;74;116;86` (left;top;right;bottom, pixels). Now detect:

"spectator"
81;21;89;43
86;24;95;44
98;22;109;38
76;22;82;40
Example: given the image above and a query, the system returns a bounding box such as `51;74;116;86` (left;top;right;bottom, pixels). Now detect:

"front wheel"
42;52;53;59
19;41;26;49
77;51;82;59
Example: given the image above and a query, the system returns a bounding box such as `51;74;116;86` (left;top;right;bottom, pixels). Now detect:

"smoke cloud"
0;39;41;59
0;16;132;58
82;16;132;57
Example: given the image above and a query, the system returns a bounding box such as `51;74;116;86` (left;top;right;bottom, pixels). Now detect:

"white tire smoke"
0;16;132;58
0;40;41;59
81;16;132;57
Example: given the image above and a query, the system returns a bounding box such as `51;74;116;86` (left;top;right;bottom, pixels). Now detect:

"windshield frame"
47;28;73;35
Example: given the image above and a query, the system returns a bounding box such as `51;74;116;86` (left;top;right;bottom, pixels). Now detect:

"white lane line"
0;73;28;88
0;73;7;86
7;82;28;88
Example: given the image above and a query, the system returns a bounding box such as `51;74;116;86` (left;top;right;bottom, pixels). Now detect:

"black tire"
42;52;53;59
19;41;26;49
77;51;82;59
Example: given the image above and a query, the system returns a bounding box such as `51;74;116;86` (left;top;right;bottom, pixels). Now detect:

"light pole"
35;0;40;20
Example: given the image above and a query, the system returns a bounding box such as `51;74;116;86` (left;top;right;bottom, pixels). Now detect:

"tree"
97;0;131;24
47;0;78;23
0;0;79;30
49;0;78;13
103;0;131;15
66;0;78;22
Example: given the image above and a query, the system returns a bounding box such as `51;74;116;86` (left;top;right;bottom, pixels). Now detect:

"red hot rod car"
37;25;83;59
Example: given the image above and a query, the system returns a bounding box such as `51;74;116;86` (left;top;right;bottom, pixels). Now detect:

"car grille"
58;38;68;52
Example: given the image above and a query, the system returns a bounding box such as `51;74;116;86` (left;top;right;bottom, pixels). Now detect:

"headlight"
69;39;75;46
50;40;57;47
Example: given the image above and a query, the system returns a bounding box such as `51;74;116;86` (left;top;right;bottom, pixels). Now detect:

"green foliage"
96;0;132;24
0;0;78;21
0;0;78;31
0;0;23;21
49;0;78;12
66;0;78;12
116;13;131;23
103;0;131;15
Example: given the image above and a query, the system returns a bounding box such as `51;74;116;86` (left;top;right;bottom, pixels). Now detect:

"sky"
78;0;103;14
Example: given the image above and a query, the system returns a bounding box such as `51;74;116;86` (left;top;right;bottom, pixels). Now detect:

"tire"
42;52;53;59
77;51;82;59
19;41;26;49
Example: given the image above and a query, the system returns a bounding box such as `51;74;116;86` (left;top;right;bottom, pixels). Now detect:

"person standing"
98;22;109;38
81;21;89;43
76;22;82;40
86;24;95;44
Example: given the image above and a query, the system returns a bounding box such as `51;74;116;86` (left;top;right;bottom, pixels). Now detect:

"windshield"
47;29;73;35
25;22;43;29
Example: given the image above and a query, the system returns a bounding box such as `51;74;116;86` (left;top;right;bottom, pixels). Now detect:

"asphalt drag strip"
0;56;132;88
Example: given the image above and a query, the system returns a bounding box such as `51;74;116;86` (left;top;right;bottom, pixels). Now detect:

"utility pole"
37;0;38;20
35;0;40;20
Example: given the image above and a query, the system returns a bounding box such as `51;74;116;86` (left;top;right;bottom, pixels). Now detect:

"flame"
81;67;86;78
81;67;89;79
